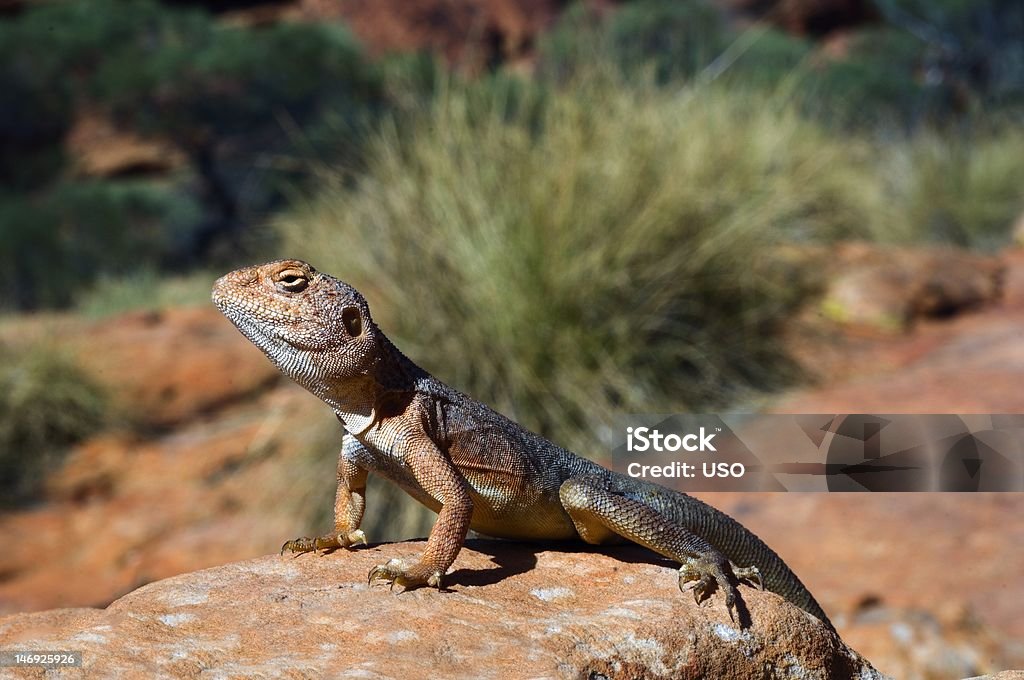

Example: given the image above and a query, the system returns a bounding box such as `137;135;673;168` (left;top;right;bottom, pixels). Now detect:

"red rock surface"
0;544;881;679
721;0;880;35
1;247;1023;677
297;0;586;69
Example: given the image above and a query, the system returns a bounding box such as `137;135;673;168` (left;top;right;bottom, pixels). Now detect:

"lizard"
212;258;833;630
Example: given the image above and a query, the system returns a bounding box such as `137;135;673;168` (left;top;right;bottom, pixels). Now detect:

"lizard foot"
281;530;367;556
678;554;739;622
367;558;443;591
732;563;763;590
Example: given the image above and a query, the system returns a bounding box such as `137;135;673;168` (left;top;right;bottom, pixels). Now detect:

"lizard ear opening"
341;307;363;336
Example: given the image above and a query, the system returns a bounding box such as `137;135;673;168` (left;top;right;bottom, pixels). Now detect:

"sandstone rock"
1012;213;1024;247
2;250;1024;676
0;384;329;617
0;541;882;679
818;242;1003;333
718;0;879;35
297;0;580;70
701;493;1024;677
66;113;186;180
0;307;282;428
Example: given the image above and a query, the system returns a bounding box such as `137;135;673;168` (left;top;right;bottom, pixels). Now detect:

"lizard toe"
732;563;763;590
678;554;740;620
282;531;363;556
347;530;368;546
368;558;408;588
281;537;316;556
368;558;442;591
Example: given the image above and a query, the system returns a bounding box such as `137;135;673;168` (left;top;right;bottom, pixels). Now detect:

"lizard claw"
281;536;315;555
346;530;368;547
678;555;738;622
368;558;443;590
281;530;368;556
732;563;763;590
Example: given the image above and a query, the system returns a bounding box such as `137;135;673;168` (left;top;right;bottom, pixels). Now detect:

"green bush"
75;269;219;317
606;0;731;83
0;181;203;310
0;26;72;190
540;1;1023;129
96;20;381;141
0;346;108;507
275;78;891;454
884;125;1024;248
539;1;732;84
803;28;938;128
0;0;386;310
0;0;209;190
874;0;1024;110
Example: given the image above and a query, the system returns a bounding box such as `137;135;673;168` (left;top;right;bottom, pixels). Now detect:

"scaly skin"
212;259;833;630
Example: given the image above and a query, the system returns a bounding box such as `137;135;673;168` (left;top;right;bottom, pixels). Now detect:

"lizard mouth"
224;310;280;353
211;289;282;354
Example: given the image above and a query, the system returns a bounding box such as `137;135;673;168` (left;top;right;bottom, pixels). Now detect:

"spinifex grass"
277;77;892;454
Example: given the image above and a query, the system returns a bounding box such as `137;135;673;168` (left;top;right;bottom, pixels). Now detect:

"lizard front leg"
367;434;473;590
283;432;369;554
559;475;761;623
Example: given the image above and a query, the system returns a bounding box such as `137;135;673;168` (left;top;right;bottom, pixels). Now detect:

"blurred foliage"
875;0;1024;110
0;181;202;308
539;2;728;84
1;0;1021;316
884;126;1024;248
0;345;108;507
541;0;1024;129
0;27;72;191
803;28;936;127
275;77;888;452
95;17;381;150
0;0;383;311
76;268;219;317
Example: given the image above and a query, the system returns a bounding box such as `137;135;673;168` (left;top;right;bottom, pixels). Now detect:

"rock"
66;112;186;180
0;541;883;679
0;307;282;428
1012;213;1024;247
818;242;1003;333
717;0;879;35
297;0;579;70
700;493;1024;676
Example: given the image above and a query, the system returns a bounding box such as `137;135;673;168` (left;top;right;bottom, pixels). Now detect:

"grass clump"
0;346;108;507
276;77;889;454
75;269;219;317
884;126;1024;249
0;180;203;310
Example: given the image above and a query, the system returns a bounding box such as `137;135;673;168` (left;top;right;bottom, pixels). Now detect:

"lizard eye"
341;307;362;336
276;268;308;293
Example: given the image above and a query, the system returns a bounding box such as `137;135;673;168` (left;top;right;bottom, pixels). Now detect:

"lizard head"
212;259;383;408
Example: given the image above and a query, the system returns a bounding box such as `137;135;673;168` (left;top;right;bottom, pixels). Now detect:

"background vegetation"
1;0;1022;517
0;345;108;507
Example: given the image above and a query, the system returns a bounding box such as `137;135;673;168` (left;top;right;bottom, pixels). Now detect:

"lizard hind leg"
558;475;749;624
